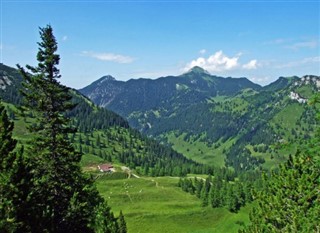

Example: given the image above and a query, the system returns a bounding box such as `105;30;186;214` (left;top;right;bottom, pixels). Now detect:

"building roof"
98;164;113;172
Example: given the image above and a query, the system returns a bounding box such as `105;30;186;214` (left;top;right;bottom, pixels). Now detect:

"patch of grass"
296;85;314;99
271;103;303;136
165;132;226;167
80;153;105;167
246;144;289;170
96;176;251;233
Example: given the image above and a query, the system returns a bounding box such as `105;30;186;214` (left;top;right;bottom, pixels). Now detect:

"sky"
1;0;319;88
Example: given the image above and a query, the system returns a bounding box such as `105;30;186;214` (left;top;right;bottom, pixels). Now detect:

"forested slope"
0;63;207;177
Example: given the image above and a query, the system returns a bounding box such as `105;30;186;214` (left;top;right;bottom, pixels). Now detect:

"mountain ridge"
79;68;319;171
79;68;261;115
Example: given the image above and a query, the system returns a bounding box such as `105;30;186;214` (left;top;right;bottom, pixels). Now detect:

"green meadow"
95;175;251;233
165;132;228;167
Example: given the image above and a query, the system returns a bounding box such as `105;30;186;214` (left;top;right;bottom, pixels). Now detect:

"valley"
1;61;319;232
1;2;319;232
80;67;319;171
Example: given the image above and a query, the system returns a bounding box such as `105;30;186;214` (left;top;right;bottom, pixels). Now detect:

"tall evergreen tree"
0;102;16;165
0;101;33;232
200;178;210;207
0;100;18;231
17;25;121;232
225;185;238;212
210;177;222;208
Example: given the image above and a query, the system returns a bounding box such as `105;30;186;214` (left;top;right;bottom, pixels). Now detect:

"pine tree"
0;102;17;164
0;101;33;232
225;185;238;212
241;153;320;232
209;177;222;208
17;25;121;232
200;180;209;207
0;100;18;231
194;177;203;198
118;211;127;233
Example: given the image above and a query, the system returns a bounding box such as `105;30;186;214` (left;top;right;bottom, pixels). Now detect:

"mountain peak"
100;75;116;82
93;75;116;86
186;66;210;75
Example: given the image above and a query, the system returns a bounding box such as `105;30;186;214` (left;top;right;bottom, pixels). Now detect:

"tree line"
178;169;261;212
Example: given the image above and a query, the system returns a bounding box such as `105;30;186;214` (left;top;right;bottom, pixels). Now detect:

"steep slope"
0;63;206;176
0;63;23;105
80;67;319;171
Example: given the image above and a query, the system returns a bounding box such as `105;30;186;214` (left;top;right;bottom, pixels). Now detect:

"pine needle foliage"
16;25;122;233
0;100;18;231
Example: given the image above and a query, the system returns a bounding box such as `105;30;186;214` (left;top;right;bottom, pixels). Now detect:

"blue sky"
1;1;319;88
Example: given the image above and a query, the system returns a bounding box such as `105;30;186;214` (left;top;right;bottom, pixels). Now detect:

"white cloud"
62;36;68;41
264;38;318;51
82;51;135;64
184;50;258;73
264;38;287;45
285;40;318;50
199;49;206;55
243;60;258;70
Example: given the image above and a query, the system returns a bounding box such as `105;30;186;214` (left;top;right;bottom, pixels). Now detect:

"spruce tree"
225;185;238;212
209;177;222;208
17;25;121;232
241;153;320;232
200;178;210;207
0;100;18;231
0;101;32;232
118;211;127;233
0;102;16;164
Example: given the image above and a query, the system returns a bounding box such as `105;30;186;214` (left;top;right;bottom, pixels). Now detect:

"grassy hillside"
95;175;251;233
4;100;206;177
164;132;227;167
160;80;318;170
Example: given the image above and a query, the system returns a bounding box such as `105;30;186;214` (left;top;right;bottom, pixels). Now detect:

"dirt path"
121;166;140;178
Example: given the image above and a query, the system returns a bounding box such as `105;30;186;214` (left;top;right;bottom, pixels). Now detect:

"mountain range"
2;62;319;172
79;66;320;171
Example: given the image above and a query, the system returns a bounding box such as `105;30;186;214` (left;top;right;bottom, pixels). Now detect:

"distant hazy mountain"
80;67;320;171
